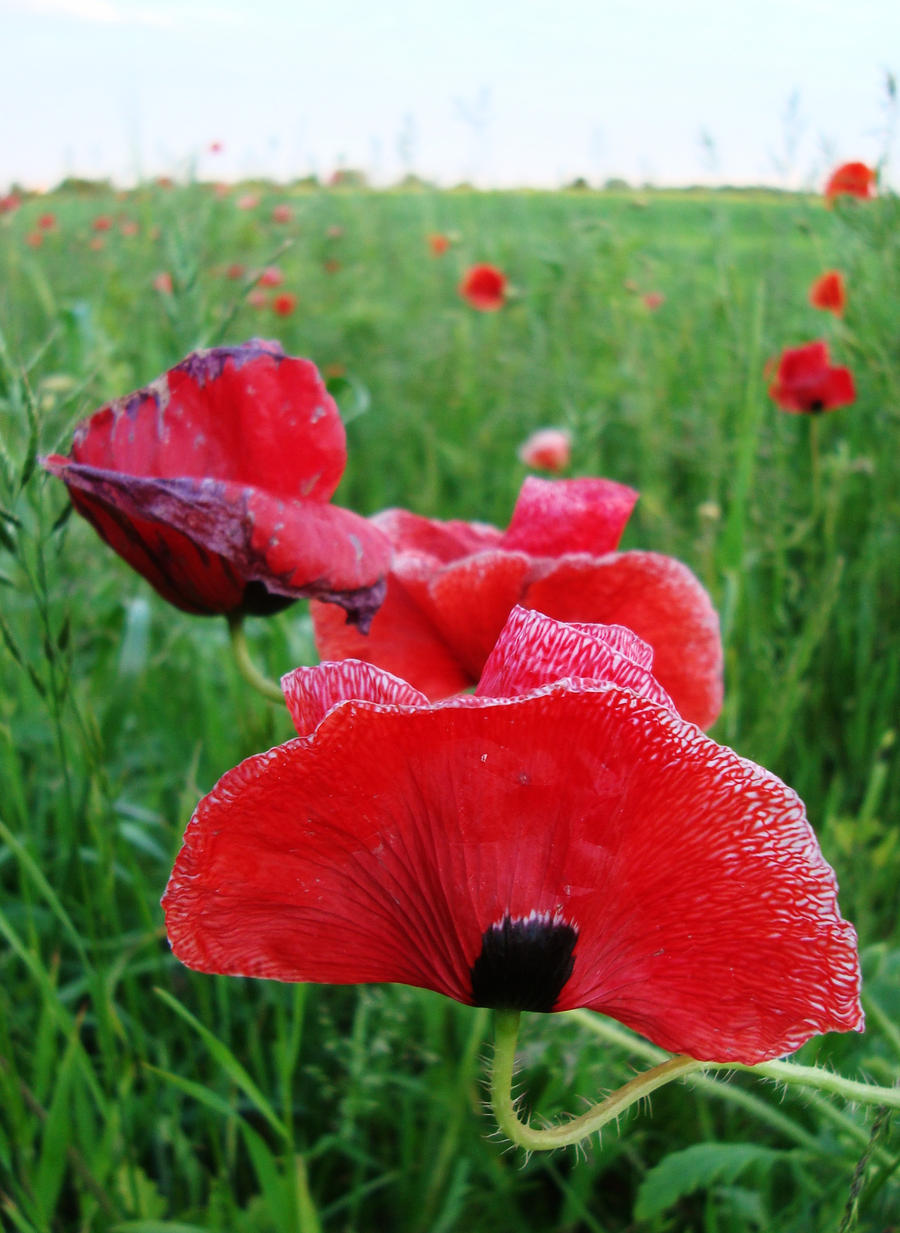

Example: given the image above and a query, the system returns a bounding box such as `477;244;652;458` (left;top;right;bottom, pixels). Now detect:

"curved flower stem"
490;1010;703;1152
490;1011;900;1153
227;614;284;703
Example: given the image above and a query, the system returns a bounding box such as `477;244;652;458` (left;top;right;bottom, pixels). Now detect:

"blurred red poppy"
642;291;665;310
272;292;297;316
119;220;139;237
42;341;390;626
92;215;113;232
258;265;283;287
768;341;855;414
164;605;862;1064
37;212;56;230
808;270;846;316
0;192;21;214
237;193;260;211
25;231;43;248
824;162;876;202
152;271;173;294
518;428;571;473
225;262;246;280
312;476;723;729
428;233;450;256
209;140;224;154
247;288;268;309
271;203;293;223
460;263;507;310
89;237;105;252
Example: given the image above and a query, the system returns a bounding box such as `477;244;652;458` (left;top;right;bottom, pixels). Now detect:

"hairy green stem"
227;614;284;702
491;1011;900;1153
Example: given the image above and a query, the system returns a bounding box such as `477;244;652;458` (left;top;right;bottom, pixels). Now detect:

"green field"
1;182;898;1231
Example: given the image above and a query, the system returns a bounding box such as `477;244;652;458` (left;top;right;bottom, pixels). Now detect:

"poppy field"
1;177;899;1232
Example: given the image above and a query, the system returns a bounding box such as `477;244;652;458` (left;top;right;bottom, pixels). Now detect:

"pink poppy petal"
477;606;676;711
501;477;638;557
524;550;723;729
282;660;429;737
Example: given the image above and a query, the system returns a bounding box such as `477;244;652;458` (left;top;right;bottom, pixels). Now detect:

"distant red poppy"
824;162;876;202
209;140;224;154
156;176;174;190
119;220;139;237
312;476;724;729
271;203;293;223
0;192;22;214
25;231;43;248
428;233;450;256
92;215;113;232
152;271;173;294
247;288;268;309
164;605;863;1064
236;193;260;211
642;291;665;310
518;428;572;473
258;265;283;287
41;341;390;626
272;292;297;316
460;263;507;311
225;262;246;280
808;270;846;316
88;237;105;252
768;341;855;414
37;212;56;230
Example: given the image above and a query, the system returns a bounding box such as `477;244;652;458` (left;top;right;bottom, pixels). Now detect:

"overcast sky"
2;0;898;190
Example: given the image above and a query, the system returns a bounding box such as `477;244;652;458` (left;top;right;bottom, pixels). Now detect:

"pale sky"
2;0;898;190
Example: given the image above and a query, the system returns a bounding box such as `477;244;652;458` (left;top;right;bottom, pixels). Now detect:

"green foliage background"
0;181;898;1231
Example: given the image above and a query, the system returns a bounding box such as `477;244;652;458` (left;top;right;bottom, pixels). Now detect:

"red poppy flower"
808;270;846;316
236;193;260;211
247;288;268;309
518;428;572;473
258;265;283;287
272;292;297;316
37;212;57;230
823;162;876;202
92;214;113;232
428;233;450;256
311;477;723;729
42;341;391;627
163;606;863;1065
120;220;139;237
768;341;855;414
0;192;22;214
460;264;507;311
25;231;43;248
271;203;293;223
225;262;246;280
642;291;665;311
152;271;173;294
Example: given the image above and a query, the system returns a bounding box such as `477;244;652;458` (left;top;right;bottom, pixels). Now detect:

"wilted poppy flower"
272;292;297;316
460;263;507;311
163;606;863;1065
518;428;572;473
152;271;173;294
258;265;284;287
312;476;723;729
768;341;855;414
824;162;876;202
808;270;846;316
428;233;450;256
271;203;293;223
42;341;391;626
92;214;113;232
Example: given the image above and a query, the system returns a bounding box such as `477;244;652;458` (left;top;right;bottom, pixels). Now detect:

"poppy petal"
500;477;638;557
523;551;723;728
282;660;428;737
42;461;391;626
164;681;862;1064
374;508;503;562
477;606;677;712
311;580;471;699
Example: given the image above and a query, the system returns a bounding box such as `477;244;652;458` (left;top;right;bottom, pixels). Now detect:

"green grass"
0;181;898;1231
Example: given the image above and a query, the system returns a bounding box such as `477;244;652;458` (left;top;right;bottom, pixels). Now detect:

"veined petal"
524;551;723;728
282;660;429;737
501;477;638;557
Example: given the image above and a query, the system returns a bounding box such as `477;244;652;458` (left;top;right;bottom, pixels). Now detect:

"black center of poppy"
470;912;577;1013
